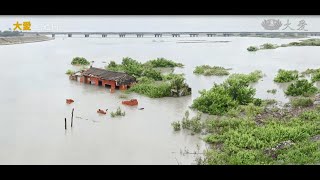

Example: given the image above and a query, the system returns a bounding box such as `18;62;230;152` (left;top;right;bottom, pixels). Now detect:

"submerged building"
72;67;136;93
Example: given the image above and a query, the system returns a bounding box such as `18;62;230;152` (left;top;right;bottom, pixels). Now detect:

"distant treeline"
0;31;23;37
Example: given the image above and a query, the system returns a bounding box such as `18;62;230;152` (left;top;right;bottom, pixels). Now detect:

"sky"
1;15;320;32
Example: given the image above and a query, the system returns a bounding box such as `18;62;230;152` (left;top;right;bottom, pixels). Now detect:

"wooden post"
65;118;67;130
71;108;74;128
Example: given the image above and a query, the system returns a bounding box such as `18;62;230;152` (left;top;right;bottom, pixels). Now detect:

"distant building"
73;67;136;93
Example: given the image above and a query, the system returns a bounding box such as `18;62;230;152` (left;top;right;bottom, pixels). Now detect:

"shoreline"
0;35;54;45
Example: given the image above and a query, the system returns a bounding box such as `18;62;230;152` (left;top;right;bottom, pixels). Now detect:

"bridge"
22;31;320;38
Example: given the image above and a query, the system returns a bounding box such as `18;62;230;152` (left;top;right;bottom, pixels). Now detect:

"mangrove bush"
285;79;318;97
274;69;299;83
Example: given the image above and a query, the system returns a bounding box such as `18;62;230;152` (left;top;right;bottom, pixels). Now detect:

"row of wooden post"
65;108;74;130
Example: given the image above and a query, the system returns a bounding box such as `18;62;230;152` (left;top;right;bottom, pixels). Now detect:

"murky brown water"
1;36;320;164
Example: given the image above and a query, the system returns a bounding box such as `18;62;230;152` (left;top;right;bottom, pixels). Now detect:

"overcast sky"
1;15;320;32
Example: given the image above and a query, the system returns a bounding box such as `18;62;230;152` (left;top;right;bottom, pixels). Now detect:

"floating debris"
122;99;138;106
97;109;107;114
66;99;74;104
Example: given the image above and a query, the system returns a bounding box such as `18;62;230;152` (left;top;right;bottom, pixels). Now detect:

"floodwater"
1;35;320;164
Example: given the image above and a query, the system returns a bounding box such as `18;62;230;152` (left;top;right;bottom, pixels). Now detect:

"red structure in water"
122;99;138;106
77;67;136;93
66;99;74;104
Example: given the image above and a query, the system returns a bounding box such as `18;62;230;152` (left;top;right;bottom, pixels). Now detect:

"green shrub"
260;43;278;49
253;98;263;106
128;82;171;98
285;79;318;97
224;74;257;105
239;103;264;117
144;58;184;68
274;69;299;83
162;73;184;81
181;111;203;133
71;57;90;66
301;68;320;75
289;42;301;46
226;108;242;117
141;68;163;81
247;46;259;51
171;121;181;131
193;65;231;76
191;84;238;115
227;70;263;84
290;97;314;108
66;69;75;75
298;110;320;121
137;77;155;84
311;71;320;82
192;71;261;115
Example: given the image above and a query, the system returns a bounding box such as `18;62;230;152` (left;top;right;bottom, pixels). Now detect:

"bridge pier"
102;34;107;37
137;34;143;38
52;34;55;38
172;34;180;37
190;34;199;37
68;34;72;37
155;34;162;37
119;34;126;38
85;34;89;38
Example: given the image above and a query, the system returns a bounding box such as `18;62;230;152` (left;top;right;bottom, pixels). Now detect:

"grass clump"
193;65;231;76
285;79;318;97
180;111;203;133
274;69;299;83
71;57;90;66
267;89;277;94
171;121;181;131
290;97;314;108
110;107;126;117
247;46;259;51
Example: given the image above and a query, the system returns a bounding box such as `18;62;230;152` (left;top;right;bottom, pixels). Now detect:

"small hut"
77;67;136;93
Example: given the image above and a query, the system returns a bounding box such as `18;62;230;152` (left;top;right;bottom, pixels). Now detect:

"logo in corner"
261;19;282;30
